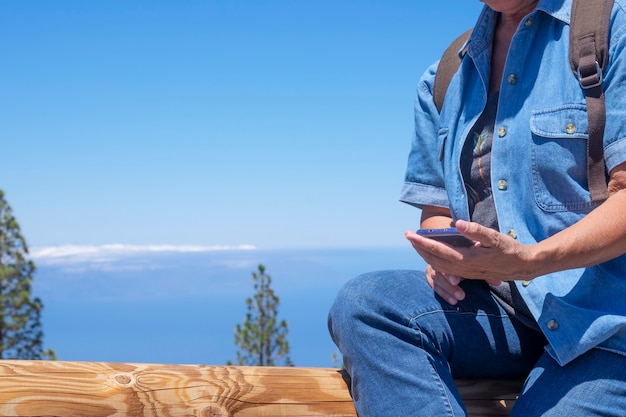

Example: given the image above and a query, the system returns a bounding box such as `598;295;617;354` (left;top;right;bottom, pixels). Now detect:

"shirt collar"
465;0;572;57
536;0;571;25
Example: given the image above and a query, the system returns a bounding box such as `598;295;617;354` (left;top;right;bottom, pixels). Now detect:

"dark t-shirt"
460;92;539;331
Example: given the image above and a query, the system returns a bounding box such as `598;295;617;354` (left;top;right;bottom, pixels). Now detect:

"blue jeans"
328;270;626;416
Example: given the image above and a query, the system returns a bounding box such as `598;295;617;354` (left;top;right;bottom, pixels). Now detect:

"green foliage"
231;265;292;366
0;190;55;360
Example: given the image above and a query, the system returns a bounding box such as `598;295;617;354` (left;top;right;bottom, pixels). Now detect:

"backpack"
433;0;614;202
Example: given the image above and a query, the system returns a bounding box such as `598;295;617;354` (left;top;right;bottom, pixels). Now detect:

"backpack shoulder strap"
570;0;614;202
433;29;472;113
569;0;613;76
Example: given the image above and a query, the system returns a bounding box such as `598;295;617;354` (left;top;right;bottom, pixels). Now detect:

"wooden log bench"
0;360;523;416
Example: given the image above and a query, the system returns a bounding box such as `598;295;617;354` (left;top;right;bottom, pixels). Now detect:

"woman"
328;0;626;415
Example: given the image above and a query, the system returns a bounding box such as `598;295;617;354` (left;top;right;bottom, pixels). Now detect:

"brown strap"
570;0;614;202
433;29;472;113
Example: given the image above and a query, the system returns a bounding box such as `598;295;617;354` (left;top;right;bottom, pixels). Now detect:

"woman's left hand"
406;219;536;283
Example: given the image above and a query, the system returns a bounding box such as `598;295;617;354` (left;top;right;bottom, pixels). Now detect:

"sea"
31;245;425;367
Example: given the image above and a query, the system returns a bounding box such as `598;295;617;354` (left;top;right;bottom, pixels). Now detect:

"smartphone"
416;227;474;247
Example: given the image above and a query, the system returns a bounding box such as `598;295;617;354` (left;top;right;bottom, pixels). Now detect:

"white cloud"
29;243;256;264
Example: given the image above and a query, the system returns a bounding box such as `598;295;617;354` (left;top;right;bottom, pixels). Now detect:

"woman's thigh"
328;270;547;416
511;348;626;417
329;270;546;377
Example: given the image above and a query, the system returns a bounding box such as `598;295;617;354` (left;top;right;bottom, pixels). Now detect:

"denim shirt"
400;0;626;366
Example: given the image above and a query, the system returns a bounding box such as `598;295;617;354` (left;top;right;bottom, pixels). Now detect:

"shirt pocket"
529;105;601;213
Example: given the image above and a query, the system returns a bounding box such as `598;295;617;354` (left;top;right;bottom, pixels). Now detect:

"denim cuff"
604;137;626;173
399;182;450;209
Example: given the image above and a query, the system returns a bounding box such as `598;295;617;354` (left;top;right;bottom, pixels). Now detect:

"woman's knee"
329;271;385;327
328;270;427;339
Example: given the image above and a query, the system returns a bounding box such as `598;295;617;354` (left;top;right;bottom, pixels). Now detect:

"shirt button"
522;280;531;287
547;319;559;330
565;123;576;134
497;179;508;190
525;17;534;27
507;74;518;84
497;127;507;137
507;229;518;239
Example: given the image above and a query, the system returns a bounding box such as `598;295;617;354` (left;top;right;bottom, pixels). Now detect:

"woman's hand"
407;219;537;283
413;164;626;297
425;264;466;305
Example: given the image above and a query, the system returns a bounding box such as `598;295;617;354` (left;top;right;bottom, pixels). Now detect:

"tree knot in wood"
201;405;230;417
113;373;134;385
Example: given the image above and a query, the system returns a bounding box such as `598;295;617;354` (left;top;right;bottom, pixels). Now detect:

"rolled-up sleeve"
603;12;626;173
399;61;450;209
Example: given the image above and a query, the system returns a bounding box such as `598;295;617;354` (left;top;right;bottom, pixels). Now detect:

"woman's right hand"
419;205;467;305
425;264;465;305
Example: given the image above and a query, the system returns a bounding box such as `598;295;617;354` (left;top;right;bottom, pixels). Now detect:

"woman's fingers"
426;265;465;305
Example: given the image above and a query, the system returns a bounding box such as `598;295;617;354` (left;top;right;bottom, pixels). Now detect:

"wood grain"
0;360;522;416
0;361;355;416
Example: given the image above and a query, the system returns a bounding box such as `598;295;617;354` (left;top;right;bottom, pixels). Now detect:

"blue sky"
0;1;484;250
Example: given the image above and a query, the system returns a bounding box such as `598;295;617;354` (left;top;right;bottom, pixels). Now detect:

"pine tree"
0;190;55;359
231;264;291;366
